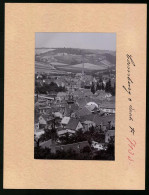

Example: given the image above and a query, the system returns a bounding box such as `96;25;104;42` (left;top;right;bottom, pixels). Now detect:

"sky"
35;33;116;51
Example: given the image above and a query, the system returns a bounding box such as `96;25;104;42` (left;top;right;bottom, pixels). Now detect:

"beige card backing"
4;3;146;189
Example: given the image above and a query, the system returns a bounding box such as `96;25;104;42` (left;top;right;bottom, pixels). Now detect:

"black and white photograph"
34;33;116;160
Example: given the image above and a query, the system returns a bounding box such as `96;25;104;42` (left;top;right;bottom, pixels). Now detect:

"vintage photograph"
34;33;116;160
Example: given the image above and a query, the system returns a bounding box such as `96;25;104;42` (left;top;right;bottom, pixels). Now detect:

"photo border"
0;0;148;193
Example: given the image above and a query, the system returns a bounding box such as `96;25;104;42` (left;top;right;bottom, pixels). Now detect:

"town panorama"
34;47;116;160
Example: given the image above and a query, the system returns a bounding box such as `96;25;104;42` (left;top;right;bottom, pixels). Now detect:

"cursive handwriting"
129;105;135;121
123;54;136;164
123;54;136;95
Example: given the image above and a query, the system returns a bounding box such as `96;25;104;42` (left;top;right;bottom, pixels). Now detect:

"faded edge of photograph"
34;33;116;160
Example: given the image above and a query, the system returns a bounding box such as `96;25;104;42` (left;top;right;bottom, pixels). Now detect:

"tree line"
34;143;114;160
91;79;115;96
35;81;67;94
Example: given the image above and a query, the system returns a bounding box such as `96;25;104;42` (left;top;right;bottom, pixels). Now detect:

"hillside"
35;48;116;74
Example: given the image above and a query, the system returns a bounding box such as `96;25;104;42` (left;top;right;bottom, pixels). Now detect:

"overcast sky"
35;33;116;51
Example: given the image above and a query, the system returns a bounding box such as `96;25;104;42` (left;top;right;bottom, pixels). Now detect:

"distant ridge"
35;47;116;73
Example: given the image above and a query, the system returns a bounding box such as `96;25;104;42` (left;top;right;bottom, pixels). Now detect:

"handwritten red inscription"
126;137;136;162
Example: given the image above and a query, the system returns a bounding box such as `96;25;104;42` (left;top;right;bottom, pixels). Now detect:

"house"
80;114;96;122
34;130;45;139
105;130;115;143
94;91;112;101
55;141;91;154
91;141;107;151
39;139;91;155
75;106;92;118
61;116;70;127
38;94;54;104
65;118;83;132
53;112;63;119
57;92;67;100
100;106;115;114
79;112;115;132
86;102;98;112
38;106;51;114
57;129;76;137
38;115;52;129
93;115;115;131
64;103;79;117
58;118;83;136
40;139;53;149
83;120;96;131
79;113;96;131
99;102;115;114
58;105;67;116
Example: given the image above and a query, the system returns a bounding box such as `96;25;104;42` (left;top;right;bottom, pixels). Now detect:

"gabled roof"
80;114;96;122
75;107;92;117
61;117;70;125
34;130;44;139
65;118;80;130
40;139;52;148
79;114;115;126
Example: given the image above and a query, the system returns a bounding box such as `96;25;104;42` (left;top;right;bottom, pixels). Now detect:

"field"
35;48;116;74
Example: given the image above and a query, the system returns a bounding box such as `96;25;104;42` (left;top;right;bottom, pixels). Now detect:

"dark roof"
75;107;91;117
55;141;90;153
40;139;52;148
79;114;115;126
76;97;93;107
80;114;96;122
70;103;79;111
65;118;80;130
93;115;115;126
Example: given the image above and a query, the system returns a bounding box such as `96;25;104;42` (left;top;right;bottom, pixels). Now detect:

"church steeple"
67;79;75;106
81;54;85;80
